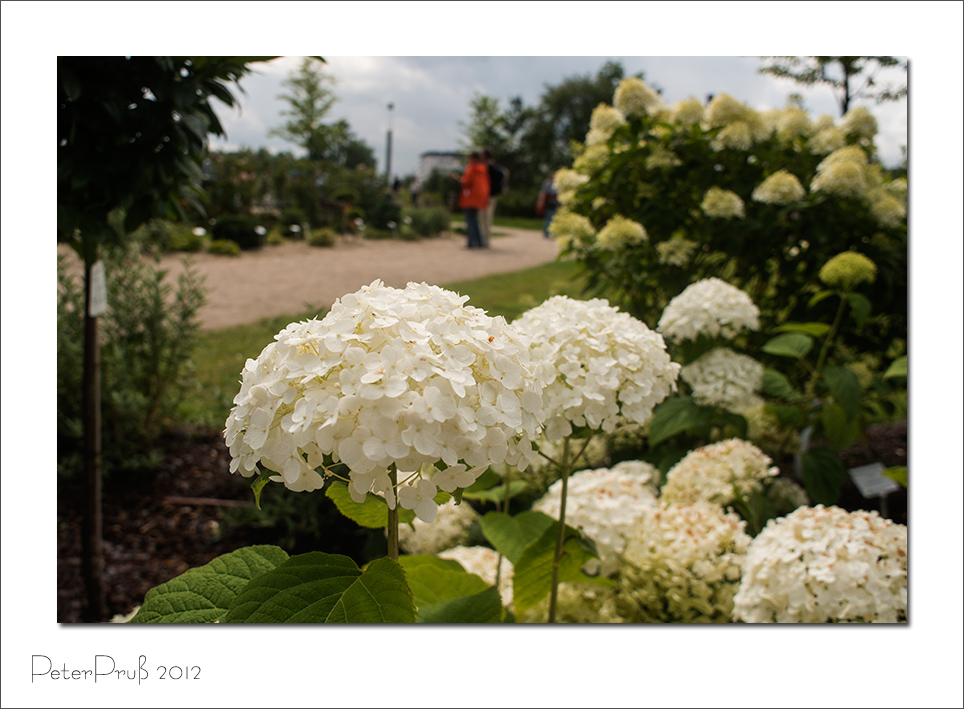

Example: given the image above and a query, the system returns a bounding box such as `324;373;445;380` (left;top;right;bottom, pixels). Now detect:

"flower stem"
387;464;399;561
548;437;571;623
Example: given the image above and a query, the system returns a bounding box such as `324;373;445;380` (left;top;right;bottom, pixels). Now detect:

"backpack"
488;164;507;196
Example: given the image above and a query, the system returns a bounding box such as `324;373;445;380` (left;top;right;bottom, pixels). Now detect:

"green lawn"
178;259;587;428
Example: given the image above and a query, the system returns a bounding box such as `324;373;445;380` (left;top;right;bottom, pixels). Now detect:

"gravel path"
60;227;558;331
167;227;556;330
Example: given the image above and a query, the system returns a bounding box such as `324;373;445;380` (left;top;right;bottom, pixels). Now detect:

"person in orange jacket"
453;150;490;249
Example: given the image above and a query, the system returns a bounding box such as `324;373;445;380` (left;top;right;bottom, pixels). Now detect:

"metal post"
385;102;394;181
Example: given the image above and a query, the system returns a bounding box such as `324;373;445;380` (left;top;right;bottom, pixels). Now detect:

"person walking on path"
454;150;490;249
480;148;508;248
536;171;560;238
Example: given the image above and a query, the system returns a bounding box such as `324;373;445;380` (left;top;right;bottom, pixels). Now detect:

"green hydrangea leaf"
462;479;528;503
762;368;803;400
883;356;907;379
762;332;814;359
129;545;289;623
776;321;832;337
223;553;416;623
801;447;847;506
883;466;907;487
647;396;712;446
846;292;872;327
822;364;863;420
416;586;505;623
480;510;554;565
511;522;613;617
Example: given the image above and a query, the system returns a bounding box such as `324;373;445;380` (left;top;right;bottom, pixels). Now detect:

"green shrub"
265;229;288;246
208;239;242;256
307;227;338;247
404;207;451;238
280;207;307;238
57;246;206;479
212;214;264;250
168;224;209;252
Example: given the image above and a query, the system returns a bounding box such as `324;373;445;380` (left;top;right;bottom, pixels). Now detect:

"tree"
57;55;277;621
270;57;373;168
759;56;907;116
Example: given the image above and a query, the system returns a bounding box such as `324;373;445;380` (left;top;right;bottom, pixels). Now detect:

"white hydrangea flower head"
436;545;514;606
399;498;479;555
619;502;751;622
513;296;680;441
884;177;907;201
680;348;764;410
773;106;813;141
573;143;609;172
811;159;868;198
701;187;746;218
710;121;754;151
656;233;698;267
547;211;596;250
733;505;907;623
657;278;761;344
807;125;847;154
661;438;779;507
840;105;878;141
223;279;546;524
532;460;661;576
868;190;907;228
669;96;704;126
704;93;748;127
587;103;626;144
752;169;806;204
552;168;590;206
613;76;667;117
595;215;647;250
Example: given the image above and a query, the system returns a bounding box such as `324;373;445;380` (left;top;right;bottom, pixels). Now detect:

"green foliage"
58;56;276;260
57;246;205;478
398;556;504;622
212;214;264;250
306;226;337;247
223;553;416;623
403;207;451;238
129;545;289;623
325;481;450;529
208;238;242;256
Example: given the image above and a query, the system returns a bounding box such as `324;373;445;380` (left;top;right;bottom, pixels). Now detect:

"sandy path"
61;228;558;331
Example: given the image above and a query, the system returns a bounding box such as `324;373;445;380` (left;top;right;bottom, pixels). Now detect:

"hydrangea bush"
551;78;907;357
660;438;778;508
733;505;907;623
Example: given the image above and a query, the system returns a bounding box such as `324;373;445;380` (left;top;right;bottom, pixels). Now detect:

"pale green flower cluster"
701;187;745;219
703;93;748;127
711;122;753;151
547;211;595;249
771;106;813;142
807;125;847;154
613;76;667;117
752;169;806;204
661;438;778;507
680;347;764;410
733;505;907;623
819;251;878;290
586;103;626;145
553;168;590;205
532;460;661;576
513;296;679;440
644;146;683;170
572;143;609;173
669;96;704;125
840;105;878;142
656;233;698;267
869;190;907;228
436;545;514;606
765;477;810;516
595;215;647;250
398;497;480;555
520;582;626;623
223;279;545;524
619;502;751;622
810;146;870;198
731;397;798;458
657;277;760;343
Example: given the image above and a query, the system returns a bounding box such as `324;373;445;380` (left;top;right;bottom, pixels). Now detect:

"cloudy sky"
210;55;909;177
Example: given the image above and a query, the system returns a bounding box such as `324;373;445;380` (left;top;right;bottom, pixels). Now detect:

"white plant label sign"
88;260;107;317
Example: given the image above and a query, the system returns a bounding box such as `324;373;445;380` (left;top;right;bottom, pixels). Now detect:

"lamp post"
385;102;394;182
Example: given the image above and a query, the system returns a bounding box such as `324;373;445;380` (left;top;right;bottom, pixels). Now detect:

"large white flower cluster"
513;296;679;440
656;233;698;267
436;545;514;606
810;146;870;198
657;278;760;344
680;347;764;409
223;279;545;523
613;76;667;117
733;505;907;623
595;215;647;250
661;438;778;507
752;169;806;204
398;498;480;555
586;103;626;145
532;460;661;575
619;502;751;622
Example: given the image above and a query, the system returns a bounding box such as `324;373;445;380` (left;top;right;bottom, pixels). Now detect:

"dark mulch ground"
57;421;908;623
